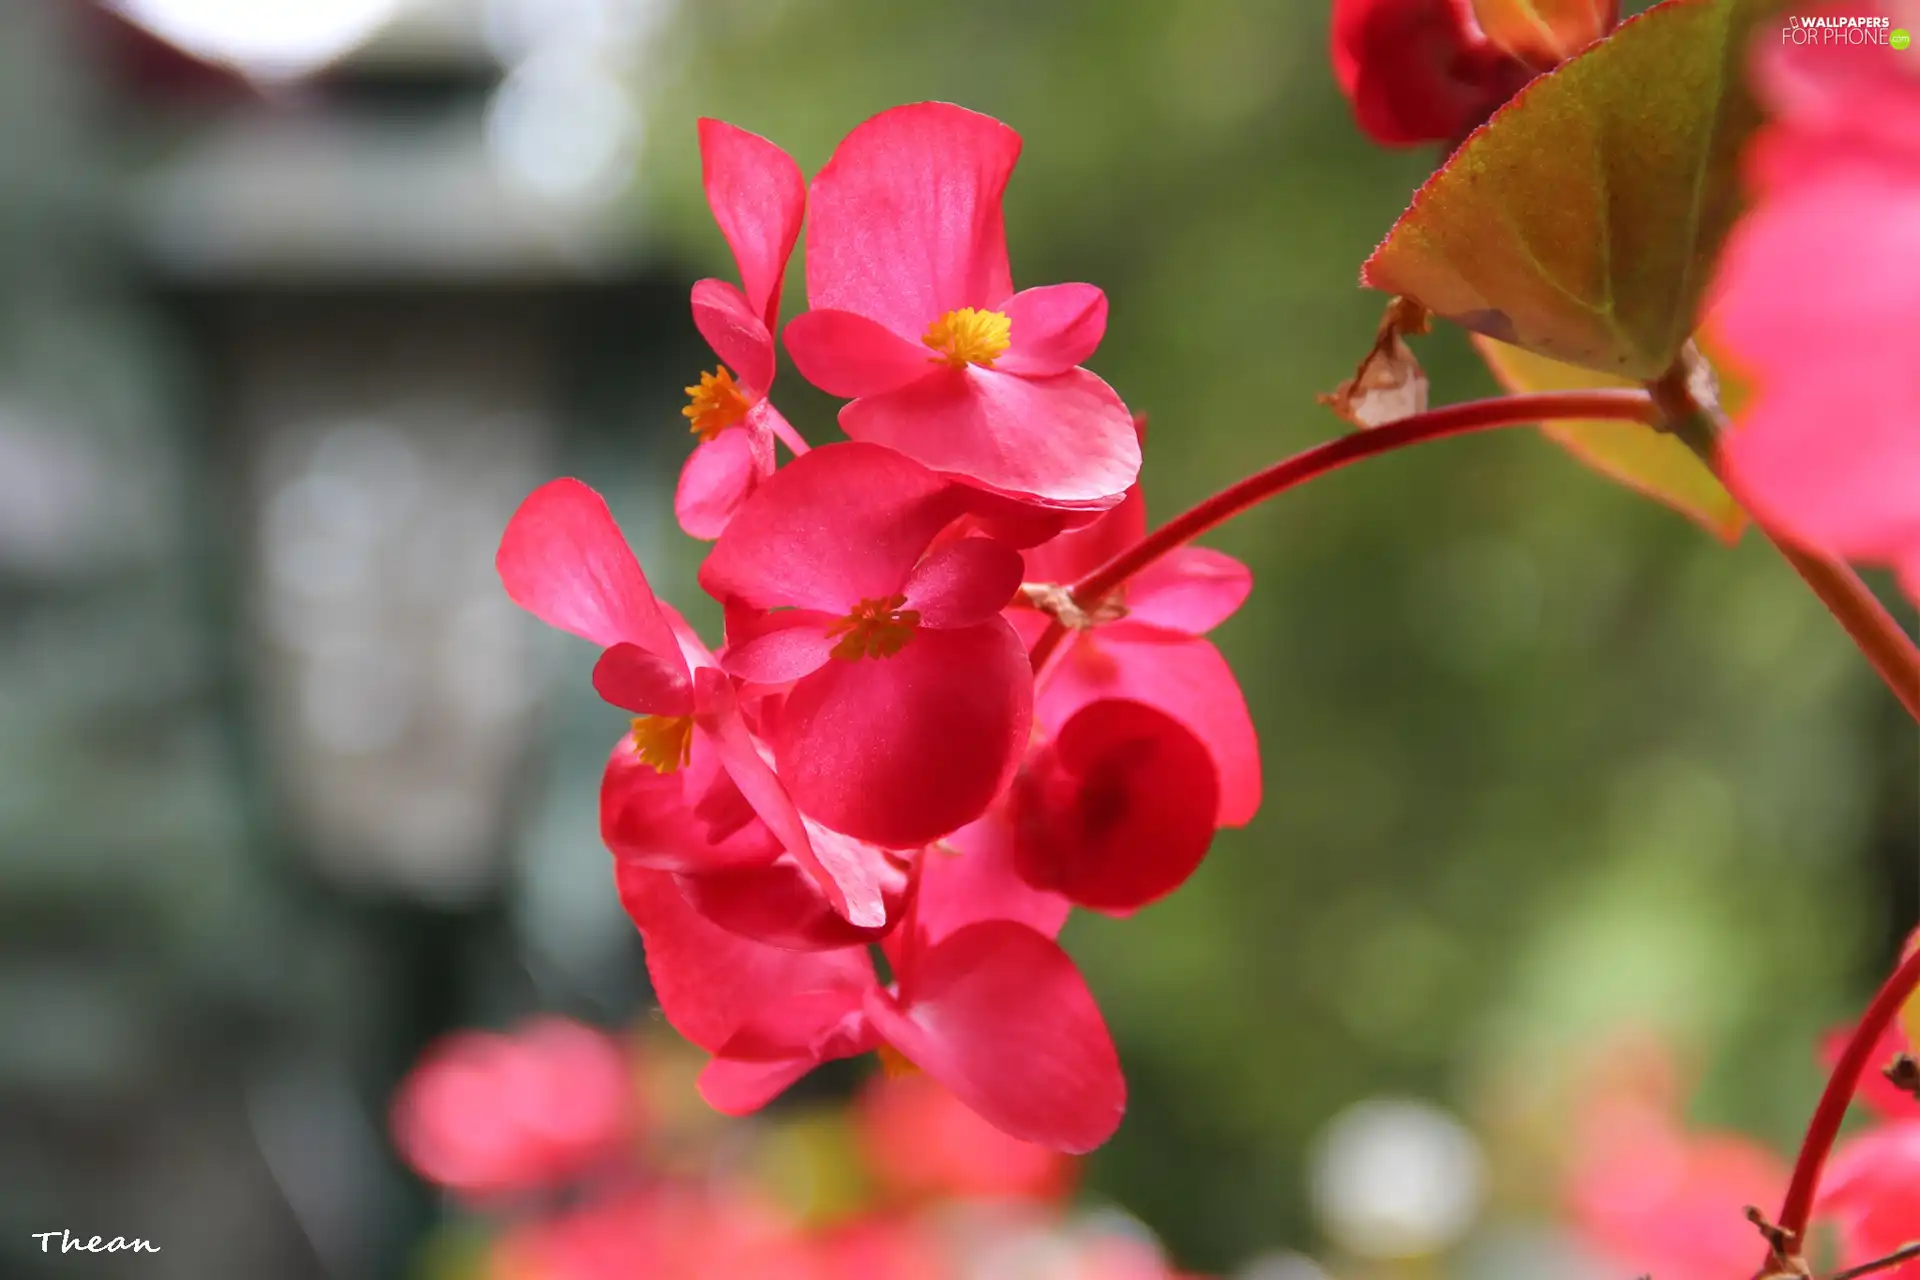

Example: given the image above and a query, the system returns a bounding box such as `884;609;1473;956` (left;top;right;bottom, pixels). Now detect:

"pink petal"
699;987;876;1115
698;118;805;330
953;489;1084;550
691;278;776;396
1125;546;1253;635
699;442;967;613
774;621;1032;848
1010;699;1219;914
616;863;872;1053
995;284;1108;377
921;810;1071;945
592;642;695;716
697;671;889;928
864;920;1125;1153
902;536;1024;629
497;478;683;659
806;102;1021;340
784;307;934;398
1819;1120;1920;1276
1040;627;1260;829
721;610;841;684
698;1054;822;1116
857;1073;1074;1203
674;849;908;951
602;729;783;872
674;404;777;542
840;366;1140;508
1723;363;1920;565
1021;482;1146;584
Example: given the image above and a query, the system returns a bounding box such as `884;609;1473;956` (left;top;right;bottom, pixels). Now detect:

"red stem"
1772;947;1920;1261
1028;390;1659;672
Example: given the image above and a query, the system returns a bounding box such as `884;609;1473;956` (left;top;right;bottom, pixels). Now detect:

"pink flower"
1566;1094;1786;1280
675;119;807;541
1330;0;1535;148
783;103;1140;510
623;836;1124;1153
390;1019;635;1199
856;1072;1075;1203
701;443;1033;848
1713;4;1920;604
499;478;892;926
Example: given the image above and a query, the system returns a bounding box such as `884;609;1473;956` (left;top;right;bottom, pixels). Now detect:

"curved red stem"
1028;390;1659;672
1771;947;1920;1264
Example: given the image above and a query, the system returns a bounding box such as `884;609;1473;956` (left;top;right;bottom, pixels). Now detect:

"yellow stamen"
922;308;1011;369
876;1043;920;1079
681;366;752;442
629;715;694;773
825;594;920;661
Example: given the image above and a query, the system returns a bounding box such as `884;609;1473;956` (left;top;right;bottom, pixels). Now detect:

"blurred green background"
0;0;1911;1276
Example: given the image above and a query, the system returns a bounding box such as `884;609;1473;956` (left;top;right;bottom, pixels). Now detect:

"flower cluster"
498;104;1258;1153
390;1020;1193;1280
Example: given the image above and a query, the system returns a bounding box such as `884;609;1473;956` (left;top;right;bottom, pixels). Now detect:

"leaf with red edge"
1474;335;1745;542
1363;0;1776;380
1472;0;1617;68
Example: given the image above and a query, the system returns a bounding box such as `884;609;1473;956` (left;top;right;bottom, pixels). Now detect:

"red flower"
701;443;1033;849
1713;4;1920;606
784;103;1140;510
390;1019;635;1199
1330;0;1535;148
499;478;892;926
675;120;807;541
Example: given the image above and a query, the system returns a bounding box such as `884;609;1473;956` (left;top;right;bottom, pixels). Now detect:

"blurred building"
1;3;691;1276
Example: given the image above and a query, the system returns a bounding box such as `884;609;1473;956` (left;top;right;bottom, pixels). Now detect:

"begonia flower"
783;103;1140;510
700;443;1032;848
1330;0;1536;149
500;478;892;926
675;119;807;541
1713;4;1920;606
391;1018;636;1199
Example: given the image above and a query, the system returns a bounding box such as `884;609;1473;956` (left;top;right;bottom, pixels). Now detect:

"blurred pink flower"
391;1019;636;1200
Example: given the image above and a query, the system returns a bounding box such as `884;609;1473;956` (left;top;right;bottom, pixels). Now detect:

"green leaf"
1363;0;1775;381
1475;335;1746;542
